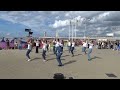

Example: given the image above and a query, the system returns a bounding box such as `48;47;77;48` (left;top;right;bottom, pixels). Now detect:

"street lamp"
82;18;91;39
72;19;74;42
69;20;71;40
74;18;78;40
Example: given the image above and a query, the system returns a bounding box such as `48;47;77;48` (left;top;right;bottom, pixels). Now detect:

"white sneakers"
27;59;31;61
43;60;47;62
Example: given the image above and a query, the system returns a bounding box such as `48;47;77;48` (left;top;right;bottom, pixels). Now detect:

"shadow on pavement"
91;56;102;60
31;57;41;61
47;58;56;61
62;55;70;57
74;54;82;56
63;60;76;66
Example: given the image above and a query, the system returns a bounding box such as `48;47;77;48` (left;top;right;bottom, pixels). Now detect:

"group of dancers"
26;37;94;67
81;40;94;61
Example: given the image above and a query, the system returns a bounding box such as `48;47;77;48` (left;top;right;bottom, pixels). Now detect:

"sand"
0;47;120;79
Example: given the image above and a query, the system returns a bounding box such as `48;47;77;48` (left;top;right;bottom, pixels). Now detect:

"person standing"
42;40;47;62
56;39;63;66
35;39;39;53
53;39;56;54
67;40;71;53
48;41;51;51
14;41;18;49
26;38;32;61
71;40;75;57
1;37;5;42
18;39;22;50
60;40;64;55
87;41;94;61
55;39;61;56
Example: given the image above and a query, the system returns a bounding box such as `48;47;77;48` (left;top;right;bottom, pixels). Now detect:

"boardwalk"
0;47;120;79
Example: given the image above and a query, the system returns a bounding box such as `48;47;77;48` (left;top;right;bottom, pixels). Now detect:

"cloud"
52;20;69;28
6;33;11;36
0;11;120;37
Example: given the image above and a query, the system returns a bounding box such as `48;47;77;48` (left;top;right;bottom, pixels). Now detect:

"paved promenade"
0;47;120;79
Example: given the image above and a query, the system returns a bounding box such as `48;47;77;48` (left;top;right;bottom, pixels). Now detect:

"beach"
0;47;120;79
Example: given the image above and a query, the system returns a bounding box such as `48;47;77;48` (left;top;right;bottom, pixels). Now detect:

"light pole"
83;18;91;39
74;19;77;40
69;20;71;40
72;20;74;42
84;22;86;39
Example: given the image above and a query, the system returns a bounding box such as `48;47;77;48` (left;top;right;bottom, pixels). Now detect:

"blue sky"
0;18;28;37
0;11;120;37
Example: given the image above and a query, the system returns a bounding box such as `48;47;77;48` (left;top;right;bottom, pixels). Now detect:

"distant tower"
44;32;46;37
56;30;59;38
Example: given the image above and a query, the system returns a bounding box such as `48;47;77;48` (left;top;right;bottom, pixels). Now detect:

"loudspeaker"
69;77;73;79
25;29;31;32
53;73;65;79
29;32;33;35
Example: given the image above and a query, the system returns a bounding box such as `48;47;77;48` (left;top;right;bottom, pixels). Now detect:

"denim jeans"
36;46;39;53
18;44;22;50
56;53;62;65
53;46;56;54
42;50;46;60
26;49;31;59
87;48;92;60
68;46;71;53
82;47;86;52
71;47;74;55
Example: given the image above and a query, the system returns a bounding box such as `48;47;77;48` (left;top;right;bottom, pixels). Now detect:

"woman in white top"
26;39;32;61
53;39;56;54
35;39;39;53
82;40;87;54
14;41;18;49
67;40;71;53
48;42;51;51
71;40;75;57
87;41;94;61
42;40;47;62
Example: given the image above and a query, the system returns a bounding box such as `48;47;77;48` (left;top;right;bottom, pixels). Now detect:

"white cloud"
114;31;120;34
55;16;60;19
52;20;70;28
6;33;11;36
98;12;110;20
0;11;120;37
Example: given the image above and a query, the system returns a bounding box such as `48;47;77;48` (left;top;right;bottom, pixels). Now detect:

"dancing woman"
87;41;94;61
26;38;32;61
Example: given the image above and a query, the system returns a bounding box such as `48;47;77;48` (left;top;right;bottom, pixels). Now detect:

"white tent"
106;33;114;37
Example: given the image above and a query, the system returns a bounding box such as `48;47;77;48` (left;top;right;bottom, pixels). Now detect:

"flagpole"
72;21;73;42
85;23;86;38
69;20;71;40
75;19;77;40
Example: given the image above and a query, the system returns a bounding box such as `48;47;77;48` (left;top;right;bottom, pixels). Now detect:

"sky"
0;11;120;37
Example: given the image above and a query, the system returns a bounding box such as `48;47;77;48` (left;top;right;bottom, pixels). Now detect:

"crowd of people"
1;36;120;67
96;41;120;51
0;37;24;50
26;38;65;66
25;37;95;67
